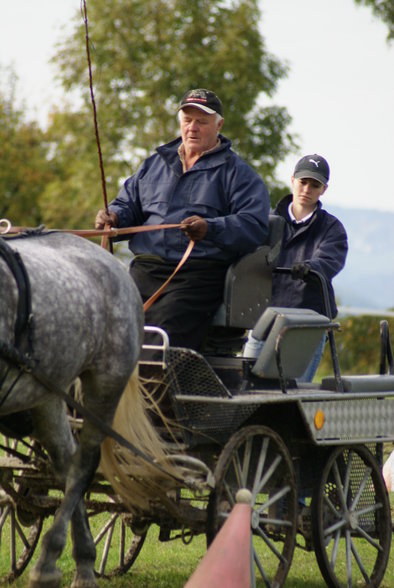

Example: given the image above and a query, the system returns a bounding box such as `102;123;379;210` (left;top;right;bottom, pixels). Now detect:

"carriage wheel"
0;437;44;583
89;503;147;577
207;425;298;588
311;445;392;588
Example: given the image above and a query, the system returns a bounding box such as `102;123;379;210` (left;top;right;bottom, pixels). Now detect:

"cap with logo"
178;89;223;116
293;154;330;185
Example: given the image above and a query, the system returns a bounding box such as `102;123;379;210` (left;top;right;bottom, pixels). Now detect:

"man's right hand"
95;209;118;230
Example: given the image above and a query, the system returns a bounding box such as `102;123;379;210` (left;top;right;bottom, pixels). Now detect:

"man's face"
291;176;327;210
179;107;223;155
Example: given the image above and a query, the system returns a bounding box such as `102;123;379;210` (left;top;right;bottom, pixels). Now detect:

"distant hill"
328;206;394;311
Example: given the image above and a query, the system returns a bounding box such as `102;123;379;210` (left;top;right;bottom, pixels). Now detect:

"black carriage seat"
251;307;331;380
209;215;285;336
320;374;394;393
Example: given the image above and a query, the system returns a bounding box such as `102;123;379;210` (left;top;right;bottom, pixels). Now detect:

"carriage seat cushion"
321;374;394;393
251;307;330;379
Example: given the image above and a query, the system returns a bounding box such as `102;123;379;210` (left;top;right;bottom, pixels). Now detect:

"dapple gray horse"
0;230;153;587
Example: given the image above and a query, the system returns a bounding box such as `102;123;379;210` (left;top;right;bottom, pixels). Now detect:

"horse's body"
0;231;144;587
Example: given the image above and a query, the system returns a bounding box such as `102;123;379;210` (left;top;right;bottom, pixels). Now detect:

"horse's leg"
69;372;126;588
67;433;101;588
28;398;77;587
28;398;99;588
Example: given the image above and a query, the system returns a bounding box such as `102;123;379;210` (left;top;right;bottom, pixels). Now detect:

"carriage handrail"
140;326;170;369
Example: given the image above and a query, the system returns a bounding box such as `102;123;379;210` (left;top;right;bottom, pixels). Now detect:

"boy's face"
291;176;327;211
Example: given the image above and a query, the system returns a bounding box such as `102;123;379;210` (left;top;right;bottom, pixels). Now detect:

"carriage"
0;218;393;588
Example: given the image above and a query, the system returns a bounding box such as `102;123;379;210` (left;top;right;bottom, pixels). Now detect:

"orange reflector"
314;409;325;430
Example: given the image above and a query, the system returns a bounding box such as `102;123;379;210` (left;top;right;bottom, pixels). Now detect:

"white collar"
288;202;316;224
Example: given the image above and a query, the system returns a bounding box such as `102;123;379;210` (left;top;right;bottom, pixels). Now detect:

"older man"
95;88;270;350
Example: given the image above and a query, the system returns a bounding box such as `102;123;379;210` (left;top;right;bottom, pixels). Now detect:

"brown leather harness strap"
1;222;182;239
143;239;195;312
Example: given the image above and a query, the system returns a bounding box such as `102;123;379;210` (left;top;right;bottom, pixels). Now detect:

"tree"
0;68;53;227
354;0;394;41
41;0;297;227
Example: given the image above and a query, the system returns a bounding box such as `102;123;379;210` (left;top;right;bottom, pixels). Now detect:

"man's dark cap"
178;89;223;116
294;154;330;185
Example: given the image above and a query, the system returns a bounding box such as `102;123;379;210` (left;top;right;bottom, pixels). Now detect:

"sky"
0;0;393;213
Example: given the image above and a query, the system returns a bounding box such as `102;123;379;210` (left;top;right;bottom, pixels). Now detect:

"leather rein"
0;219;195;312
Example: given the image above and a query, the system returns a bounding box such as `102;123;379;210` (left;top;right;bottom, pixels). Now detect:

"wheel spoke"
0;503;11;528
332;460;348;512
241;437;253;487
257;485;292;518
14;515;31;549
119;520;125;568
253;543;271;588
325;517;347;536
323;491;342;520
342;450;353;499
345;528;352;588
330;529;341;566
232;450;244;489
252;437;269;499
97;521;115;576
255;524;289;563
355;523;384;551
93;512;118;544
353;501;383;520
256;454;282;498
222;479;235;508
10;508;16;571
350;537;372;584
351;466;373;510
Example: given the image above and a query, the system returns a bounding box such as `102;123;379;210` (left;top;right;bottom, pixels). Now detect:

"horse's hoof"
71;576;99;588
28;568;62;588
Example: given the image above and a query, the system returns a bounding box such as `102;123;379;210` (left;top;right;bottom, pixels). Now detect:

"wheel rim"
311;445;392;588
208;425;297;588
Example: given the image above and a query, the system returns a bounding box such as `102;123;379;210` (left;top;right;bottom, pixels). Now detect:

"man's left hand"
180;216;208;241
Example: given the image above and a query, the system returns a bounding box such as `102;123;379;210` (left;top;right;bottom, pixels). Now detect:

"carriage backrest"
212;215;285;329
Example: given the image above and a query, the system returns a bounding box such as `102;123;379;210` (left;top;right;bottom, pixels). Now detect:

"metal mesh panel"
165;348;259;445
166;348;230;398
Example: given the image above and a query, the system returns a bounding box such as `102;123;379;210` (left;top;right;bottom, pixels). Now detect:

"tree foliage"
0;69;53;226
354;0;394;41
40;0;297;228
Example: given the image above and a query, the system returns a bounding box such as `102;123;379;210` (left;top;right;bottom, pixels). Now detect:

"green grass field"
2;507;394;588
